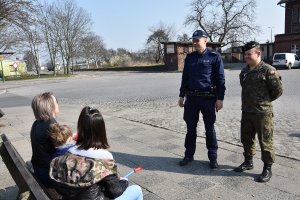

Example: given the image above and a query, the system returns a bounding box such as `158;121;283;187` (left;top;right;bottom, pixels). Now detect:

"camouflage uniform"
239;61;283;164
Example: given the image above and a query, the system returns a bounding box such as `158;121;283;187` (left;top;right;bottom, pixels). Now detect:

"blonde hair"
50;123;72;146
31;92;56;121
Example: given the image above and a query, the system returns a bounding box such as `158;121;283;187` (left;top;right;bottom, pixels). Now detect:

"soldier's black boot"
234;157;253;172
257;163;272;182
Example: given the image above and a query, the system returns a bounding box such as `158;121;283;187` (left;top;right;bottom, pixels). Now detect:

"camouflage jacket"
50;152;117;187
239;61;283;114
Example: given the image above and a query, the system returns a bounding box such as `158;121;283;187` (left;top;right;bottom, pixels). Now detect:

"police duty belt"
185;90;216;97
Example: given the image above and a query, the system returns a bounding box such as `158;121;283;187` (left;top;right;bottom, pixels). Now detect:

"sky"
75;0;285;51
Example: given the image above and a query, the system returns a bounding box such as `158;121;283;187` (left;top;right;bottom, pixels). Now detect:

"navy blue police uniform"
179;45;226;164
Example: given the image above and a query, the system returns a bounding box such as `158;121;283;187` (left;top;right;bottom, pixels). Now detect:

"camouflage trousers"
241;112;275;164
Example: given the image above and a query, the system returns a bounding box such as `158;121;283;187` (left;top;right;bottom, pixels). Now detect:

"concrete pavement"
0;104;299;200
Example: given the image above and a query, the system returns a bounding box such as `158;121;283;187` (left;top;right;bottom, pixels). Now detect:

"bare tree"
0;27;21;52
79;32;106;68
0;0;35;29
47;0;91;74
177;33;190;42
19;21;43;76
185;0;259;46
23;50;36;71
0;0;36;52
146;22;174;63
37;3;60;76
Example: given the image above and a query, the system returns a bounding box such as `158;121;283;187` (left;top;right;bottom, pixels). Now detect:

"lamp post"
268;27;274;43
0;55;5;83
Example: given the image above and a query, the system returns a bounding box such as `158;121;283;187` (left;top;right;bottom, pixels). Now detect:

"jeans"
115;185;143;200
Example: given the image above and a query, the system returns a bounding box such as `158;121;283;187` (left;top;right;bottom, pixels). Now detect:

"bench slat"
0;134;51;200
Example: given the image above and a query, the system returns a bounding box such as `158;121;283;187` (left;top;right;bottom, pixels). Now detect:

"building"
161;41;223;71
0;54;27;80
224;42;274;63
274;0;300;56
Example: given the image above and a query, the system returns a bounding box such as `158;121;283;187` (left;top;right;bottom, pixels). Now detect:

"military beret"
242;41;260;52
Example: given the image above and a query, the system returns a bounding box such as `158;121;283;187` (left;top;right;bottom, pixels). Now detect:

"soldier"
234;41;283;182
178;30;226;169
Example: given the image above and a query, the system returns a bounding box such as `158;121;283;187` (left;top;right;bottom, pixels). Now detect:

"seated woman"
49;106;143;200
30;92;59;186
49;123;76;158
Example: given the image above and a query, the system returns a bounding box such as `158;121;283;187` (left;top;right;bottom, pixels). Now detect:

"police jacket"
179;49;226;100
50;152;128;200
30;118;56;169
239;61;283;114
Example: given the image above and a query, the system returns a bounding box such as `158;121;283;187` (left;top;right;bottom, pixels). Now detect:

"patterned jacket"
239;61;283;114
50;153;128;199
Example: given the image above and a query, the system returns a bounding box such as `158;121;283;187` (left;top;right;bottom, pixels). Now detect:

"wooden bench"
0;134;60;200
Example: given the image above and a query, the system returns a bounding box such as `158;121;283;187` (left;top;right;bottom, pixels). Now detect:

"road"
0;68;300;160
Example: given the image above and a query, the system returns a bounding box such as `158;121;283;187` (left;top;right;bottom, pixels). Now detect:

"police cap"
192;30;208;39
242;41;260;52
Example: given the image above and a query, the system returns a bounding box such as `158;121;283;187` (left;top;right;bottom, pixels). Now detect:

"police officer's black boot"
209;160;219;169
179;157;194;166
234;157;253;172
257;163;272;182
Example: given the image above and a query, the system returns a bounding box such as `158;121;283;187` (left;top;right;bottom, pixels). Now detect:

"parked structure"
161;41;222;71
0;57;27;80
226;42;274;63
274;0;300;56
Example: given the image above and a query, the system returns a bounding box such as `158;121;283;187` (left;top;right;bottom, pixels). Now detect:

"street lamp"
0;55;5;83
268;27;274;43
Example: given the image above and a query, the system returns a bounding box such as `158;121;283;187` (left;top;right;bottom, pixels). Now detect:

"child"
49;106;143;200
50;123;76;158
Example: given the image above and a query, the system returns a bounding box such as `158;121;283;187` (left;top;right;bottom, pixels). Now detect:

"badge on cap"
192;30;208;39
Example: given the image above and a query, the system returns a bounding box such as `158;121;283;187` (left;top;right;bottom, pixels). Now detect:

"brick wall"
274;33;300;56
285;1;300;33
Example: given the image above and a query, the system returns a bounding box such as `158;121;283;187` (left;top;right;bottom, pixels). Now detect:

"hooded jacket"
49;147;128;200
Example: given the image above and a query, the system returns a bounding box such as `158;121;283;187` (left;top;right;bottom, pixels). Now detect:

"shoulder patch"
209;51;218;57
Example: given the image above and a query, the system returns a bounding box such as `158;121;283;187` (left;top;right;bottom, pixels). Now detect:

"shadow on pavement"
0;186;18;200
112;151;257;179
289;132;300;137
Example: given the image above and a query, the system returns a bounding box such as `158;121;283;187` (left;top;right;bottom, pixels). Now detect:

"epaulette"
209;50;219;57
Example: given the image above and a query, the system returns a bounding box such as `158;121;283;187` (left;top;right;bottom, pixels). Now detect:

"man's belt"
185;90;215;97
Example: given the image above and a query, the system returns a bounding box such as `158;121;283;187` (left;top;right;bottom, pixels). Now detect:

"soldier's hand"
215;100;223;112
178;97;184;107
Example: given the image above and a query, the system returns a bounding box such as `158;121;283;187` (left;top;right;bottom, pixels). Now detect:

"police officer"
178;30;226;169
234;41;283;182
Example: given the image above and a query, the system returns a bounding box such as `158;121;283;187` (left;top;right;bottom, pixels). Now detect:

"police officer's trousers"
241;112;275;164
183;96;218;161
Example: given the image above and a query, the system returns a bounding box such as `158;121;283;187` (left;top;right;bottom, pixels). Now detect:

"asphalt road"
0;68;299;159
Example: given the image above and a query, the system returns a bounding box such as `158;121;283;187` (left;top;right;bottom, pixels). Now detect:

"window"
166;44;175;54
291;44;299;55
183;47;189;54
